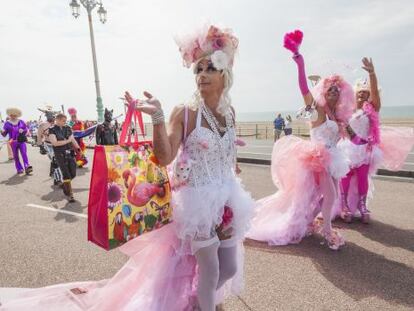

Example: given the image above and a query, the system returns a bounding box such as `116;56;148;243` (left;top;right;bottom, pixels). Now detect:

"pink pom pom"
235;138;246;147
68;108;77;115
283;29;303;54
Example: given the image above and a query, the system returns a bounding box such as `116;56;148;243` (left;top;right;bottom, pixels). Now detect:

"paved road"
238;138;414;172
0;145;413;310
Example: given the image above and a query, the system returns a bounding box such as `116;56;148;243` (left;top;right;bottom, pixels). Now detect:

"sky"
1;0;413;121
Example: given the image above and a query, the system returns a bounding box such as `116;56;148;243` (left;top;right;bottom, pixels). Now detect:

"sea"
236;105;414;122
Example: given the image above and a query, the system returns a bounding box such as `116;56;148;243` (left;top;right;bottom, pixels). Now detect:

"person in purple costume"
1;107;33;175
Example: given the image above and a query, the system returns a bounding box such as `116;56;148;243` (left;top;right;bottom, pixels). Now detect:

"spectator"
273;113;285;141
284;115;293;136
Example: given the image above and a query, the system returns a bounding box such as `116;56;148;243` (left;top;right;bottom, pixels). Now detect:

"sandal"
321;229;345;251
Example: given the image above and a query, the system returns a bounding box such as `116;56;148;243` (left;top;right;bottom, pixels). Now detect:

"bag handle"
119;100;146;147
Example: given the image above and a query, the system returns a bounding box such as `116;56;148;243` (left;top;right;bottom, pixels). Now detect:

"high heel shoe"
321;229;345;251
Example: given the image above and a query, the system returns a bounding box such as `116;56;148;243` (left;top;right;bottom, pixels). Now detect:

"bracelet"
369;71;375;75
151;109;165;125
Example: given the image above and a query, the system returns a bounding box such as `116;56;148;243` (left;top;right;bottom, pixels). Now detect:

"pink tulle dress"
334;103;414;217
246;119;348;246
0;106;254;310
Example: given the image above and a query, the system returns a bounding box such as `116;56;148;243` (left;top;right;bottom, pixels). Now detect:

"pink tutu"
379;126;414;171
247;135;344;245
1;221;246;310
0;225;199;310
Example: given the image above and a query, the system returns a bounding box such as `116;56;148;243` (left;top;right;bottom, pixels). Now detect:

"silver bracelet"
151;109;165;125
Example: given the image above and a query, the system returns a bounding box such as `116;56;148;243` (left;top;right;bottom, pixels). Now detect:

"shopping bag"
88;101;172;250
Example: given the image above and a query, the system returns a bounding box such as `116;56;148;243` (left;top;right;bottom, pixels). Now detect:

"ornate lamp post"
69;0;107;122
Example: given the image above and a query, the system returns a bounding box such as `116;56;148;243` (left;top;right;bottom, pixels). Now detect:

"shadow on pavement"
53;201;87;223
0;159;14;164
0;174;29;186
73;187;89;194
41;186;65;203
339;219;414;252
75;168;90;177
244;237;414;308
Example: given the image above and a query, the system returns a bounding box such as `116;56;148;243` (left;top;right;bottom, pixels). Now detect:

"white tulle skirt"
173;177;254;251
337;139;383;172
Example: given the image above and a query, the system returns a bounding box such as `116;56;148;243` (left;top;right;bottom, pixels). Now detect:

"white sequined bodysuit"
184;106;236;187
309;119;349;179
172;105;253;249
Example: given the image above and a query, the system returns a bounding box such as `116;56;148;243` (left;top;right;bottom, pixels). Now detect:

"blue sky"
1;0;413;121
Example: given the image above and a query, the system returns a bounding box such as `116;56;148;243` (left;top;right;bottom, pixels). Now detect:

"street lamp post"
69;0;107;122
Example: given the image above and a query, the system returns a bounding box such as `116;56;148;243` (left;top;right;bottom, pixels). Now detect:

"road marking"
26;204;87;219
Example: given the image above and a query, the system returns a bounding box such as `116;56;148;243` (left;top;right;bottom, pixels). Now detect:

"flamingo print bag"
88;101;172;250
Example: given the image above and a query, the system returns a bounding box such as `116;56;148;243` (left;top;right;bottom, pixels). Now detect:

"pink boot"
358;195;370;224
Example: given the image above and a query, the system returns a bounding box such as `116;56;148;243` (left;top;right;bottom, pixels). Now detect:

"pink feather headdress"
175;25;239;69
67;107;77;116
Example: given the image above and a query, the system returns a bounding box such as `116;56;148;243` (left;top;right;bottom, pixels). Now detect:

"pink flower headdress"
175;25;239;70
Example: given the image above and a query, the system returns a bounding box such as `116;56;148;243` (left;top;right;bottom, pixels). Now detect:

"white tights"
319;173;337;233
193;238;238;311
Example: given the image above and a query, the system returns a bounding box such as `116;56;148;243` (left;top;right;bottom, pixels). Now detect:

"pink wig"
67;107;77;116
311;75;354;123
363;101;380;145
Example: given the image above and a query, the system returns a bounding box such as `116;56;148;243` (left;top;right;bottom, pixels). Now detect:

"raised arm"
362;57;381;112
126;91;183;166
292;53;314;106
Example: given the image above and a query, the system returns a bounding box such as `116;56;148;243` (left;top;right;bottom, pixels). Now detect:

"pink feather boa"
363;101;380;145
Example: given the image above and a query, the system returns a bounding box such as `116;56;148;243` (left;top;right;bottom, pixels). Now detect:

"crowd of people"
1;25;414;311
0;105;112;202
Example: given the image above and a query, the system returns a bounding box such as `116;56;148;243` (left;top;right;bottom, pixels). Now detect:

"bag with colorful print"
87;101;172;250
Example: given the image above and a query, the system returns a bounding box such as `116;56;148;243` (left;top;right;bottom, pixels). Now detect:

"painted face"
356;90;370;105
194;58;225;96
325;85;340;104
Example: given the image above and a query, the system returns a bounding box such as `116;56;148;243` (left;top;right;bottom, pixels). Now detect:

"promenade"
0;145;413;310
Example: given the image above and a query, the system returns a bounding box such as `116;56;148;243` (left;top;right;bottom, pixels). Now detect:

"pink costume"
247;30;352;250
1;25;253;311
335;100;414;222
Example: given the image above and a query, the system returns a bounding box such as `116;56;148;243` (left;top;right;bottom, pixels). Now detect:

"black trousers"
54;150;76;181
